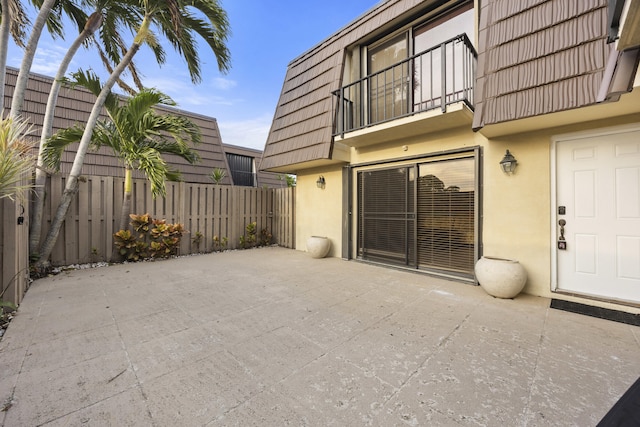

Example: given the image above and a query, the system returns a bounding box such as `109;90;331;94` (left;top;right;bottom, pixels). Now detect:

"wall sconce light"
316;175;325;189
500;149;518;175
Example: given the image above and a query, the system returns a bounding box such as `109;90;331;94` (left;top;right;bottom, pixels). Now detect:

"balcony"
332;34;476;140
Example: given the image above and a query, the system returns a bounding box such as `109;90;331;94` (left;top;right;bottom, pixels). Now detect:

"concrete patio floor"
1;246;639;426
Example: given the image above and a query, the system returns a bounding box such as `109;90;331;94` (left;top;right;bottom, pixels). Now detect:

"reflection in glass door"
367;34;409;124
417;158;475;274
412;7;475;111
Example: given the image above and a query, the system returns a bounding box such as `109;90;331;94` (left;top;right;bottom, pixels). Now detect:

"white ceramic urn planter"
474;256;527;299
306;236;331;258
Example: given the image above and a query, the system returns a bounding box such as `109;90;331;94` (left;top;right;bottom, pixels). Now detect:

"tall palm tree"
36;0;230;269
42;70;201;260
29;1;145;256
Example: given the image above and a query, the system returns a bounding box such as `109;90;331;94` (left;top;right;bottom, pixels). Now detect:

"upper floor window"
412;6;474;110
413;6;474;54
367;33;410;122
226;153;256;187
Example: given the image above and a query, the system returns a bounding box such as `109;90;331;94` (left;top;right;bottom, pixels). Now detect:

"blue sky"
6;1;380;150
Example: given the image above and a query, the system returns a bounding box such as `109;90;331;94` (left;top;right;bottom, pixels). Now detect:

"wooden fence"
0;175;295;305
43;175;296;265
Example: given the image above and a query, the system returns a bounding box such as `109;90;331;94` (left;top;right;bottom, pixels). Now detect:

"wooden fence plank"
197;184;207;252
229;187;241;249
78;179;89;263
63;178;76;264
112;177;124;232
104;176;114;260
1;199;17;303
89;177;101;261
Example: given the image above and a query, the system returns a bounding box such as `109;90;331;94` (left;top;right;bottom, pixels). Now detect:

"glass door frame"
349;146;482;282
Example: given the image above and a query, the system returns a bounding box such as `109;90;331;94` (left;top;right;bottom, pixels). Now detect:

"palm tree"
43;70;201;260
30;1;145;256
35;0;230;269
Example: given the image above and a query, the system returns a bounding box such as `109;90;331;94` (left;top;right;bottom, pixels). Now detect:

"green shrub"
213;235;228;251
239;221;257;248
260;227;272;246
113;214;186;262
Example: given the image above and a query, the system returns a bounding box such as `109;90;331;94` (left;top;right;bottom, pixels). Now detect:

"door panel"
417;158;475;274
556;128;640;303
574;234;597;274
617;167;639;217
617;236;640;280
357;167;415;266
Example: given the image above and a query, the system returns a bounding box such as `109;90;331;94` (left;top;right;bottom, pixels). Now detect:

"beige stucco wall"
295;166;344;257
481;134;551;297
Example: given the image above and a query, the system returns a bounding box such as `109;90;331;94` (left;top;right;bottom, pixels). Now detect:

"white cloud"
28;43;69;76
212;77;237;90
218;114;273;150
140;75;238;110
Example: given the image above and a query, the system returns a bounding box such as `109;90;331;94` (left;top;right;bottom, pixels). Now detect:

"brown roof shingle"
473;0;610;129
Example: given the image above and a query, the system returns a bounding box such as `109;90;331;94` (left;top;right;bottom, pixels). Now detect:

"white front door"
554;125;640;303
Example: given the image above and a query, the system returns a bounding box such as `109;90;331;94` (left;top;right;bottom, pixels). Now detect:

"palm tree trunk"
9;0;56;118
111;167;133;261
118;168;133;233
30;12;103;256
0;0;11;112
36;35;144;270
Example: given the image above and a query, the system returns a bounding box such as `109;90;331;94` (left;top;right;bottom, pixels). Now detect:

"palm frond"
145;0;231;83
42;125;84;170
56;0;87;33
95;2;143;65
67;69;119;113
158;10;201;82
182;0;231;73
135;147;169;197
0;116;36;201
7;0;30;47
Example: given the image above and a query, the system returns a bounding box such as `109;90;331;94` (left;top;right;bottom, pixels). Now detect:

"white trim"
551;122;640;143
550;138;558;291
550;122;640;294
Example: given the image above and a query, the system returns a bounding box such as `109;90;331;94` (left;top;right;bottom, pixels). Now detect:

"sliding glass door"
357;153;477;277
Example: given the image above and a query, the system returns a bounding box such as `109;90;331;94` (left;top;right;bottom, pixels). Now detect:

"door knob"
558;219;566;240
557;219;567;250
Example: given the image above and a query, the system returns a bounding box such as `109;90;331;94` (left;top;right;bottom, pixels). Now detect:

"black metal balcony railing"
333;34;477;136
